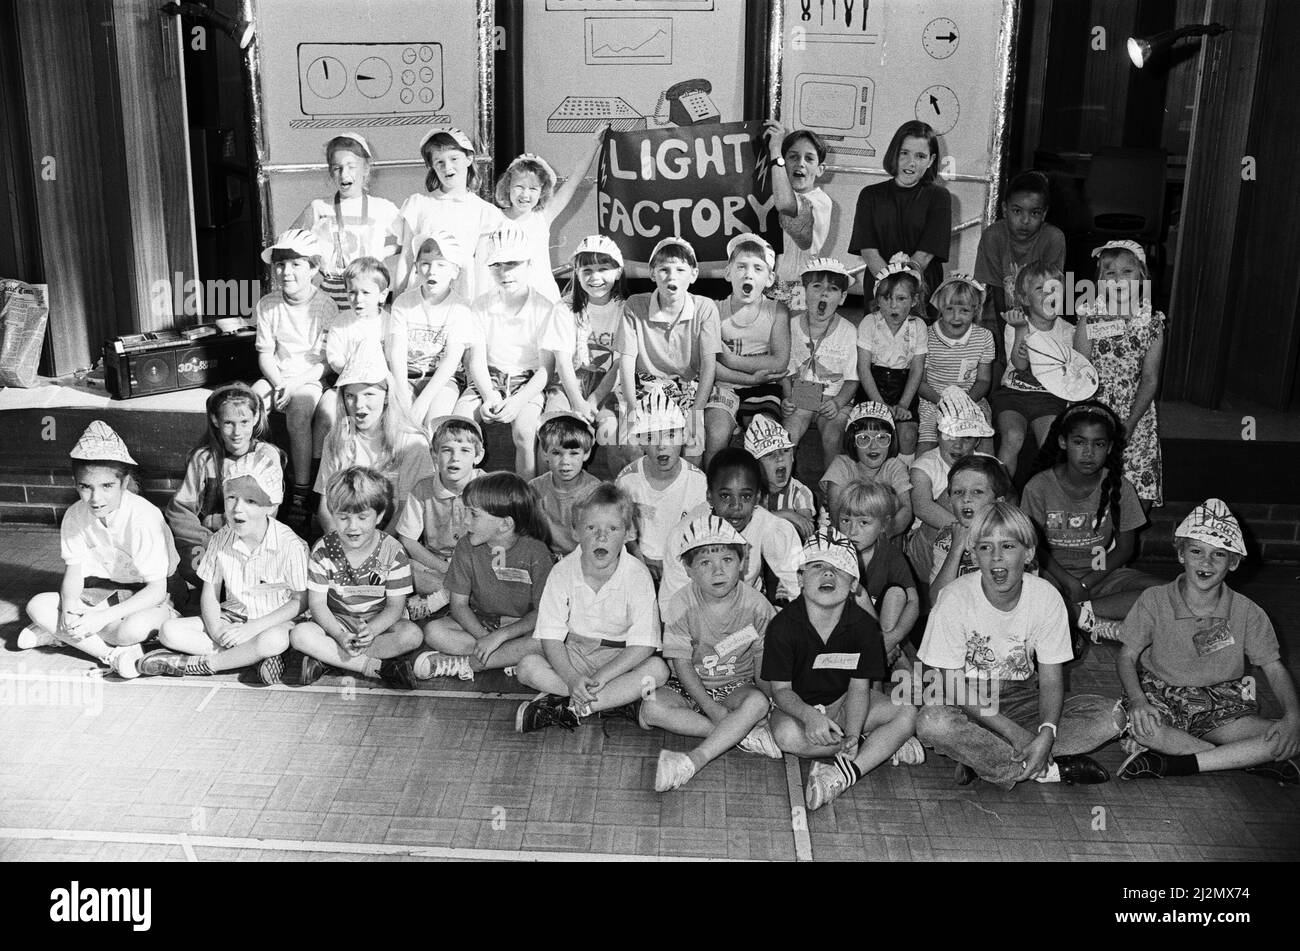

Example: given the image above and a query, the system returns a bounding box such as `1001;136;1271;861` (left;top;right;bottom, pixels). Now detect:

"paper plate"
1026;333;1099;401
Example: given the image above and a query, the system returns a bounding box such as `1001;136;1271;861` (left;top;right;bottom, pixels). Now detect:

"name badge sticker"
493;565;532;585
1087;320;1125;340
712;625;759;659
812;652;861;671
1192;617;1235;657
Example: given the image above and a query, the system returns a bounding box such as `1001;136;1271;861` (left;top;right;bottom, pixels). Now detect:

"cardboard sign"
597;120;780;266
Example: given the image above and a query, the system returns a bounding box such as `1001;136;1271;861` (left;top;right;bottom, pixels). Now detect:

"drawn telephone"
653;78;720;127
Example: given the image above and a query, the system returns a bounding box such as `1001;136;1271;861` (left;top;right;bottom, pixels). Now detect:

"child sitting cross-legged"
21;422;181;679
530;411;601;558
515;483;669;732
395;415;486;621
1117;500;1300;785
916;501;1123;788
643;515;783;791
290;466;425;689
745;414;817;541
414;472;554;681
766;530;922;811
144;454;307;684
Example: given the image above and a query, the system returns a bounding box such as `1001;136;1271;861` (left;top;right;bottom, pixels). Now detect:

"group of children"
16;119;1297;807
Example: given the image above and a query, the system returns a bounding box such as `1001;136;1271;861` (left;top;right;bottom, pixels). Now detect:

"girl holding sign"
849;121;952;300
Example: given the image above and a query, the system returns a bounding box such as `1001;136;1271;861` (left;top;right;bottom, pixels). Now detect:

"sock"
1164;753;1200;777
1033;761;1062;783
898;452;916;466
832;752;861;787
362;657;382;678
1077;600;1097;632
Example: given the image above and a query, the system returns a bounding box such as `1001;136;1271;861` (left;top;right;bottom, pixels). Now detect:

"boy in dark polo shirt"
763;529;921;811
1117;499;1299;784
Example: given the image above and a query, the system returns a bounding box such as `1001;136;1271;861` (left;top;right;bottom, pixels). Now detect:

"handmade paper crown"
1091;239;1146;265
70;421;136;466
800;528;860;581
873;251;922;283
936;386;994;438
223;451;283;506
1175;498;1246;556
678;514;748;560
744;414;794;460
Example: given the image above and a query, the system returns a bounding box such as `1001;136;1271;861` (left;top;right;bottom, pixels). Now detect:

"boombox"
104;329;258;399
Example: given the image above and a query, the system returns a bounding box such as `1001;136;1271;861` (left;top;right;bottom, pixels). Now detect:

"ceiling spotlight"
1128;23;1227;68
159;2;255;50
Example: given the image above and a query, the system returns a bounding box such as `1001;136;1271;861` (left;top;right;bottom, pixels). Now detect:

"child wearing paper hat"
917;274;995;457
1116;500;1299;785
744;414;816;541
820;401;913;537
144;452;309;684
21;422;180;679
908;386;993;554
763;526;921;811
389;230;476;428
252;227;340;527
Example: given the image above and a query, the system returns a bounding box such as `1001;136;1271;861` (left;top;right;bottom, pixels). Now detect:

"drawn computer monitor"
793;73;875;168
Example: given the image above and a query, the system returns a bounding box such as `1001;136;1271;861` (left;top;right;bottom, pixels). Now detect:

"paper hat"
629;390;687;437
930;273;987;308
572;234;625;267
677;514;748;561
1025;333;1099;402
744;414;794;459
799;529;860;582
223;452;282;506
513;152;558;182
1175;499;1246;556
261;228;323;264
484;225;533;265
538;409;596;436
336;347;391;389
70;420;137;466
649;236;697;265
874;251;922;283
936;386;994;439
409;230;465;269
418;126;475;155
846;401;894;429
1092;239;1146;265
726;233;776;270
331;131;373;159
801;256;851;280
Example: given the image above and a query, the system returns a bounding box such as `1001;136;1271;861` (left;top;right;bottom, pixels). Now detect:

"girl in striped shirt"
916;275;995;456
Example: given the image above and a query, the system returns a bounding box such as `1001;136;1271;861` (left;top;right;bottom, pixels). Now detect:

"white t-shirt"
1002;317;1077;390
919;571;1073;682
253;289;338;379
776;187;833;285
313;430;435;514
393;191;504;299
325;314;390;375
540;298;625;376
857;313;928;371
534;548;661;647
388;287;475;380
615;458;707;562
61;491;180;583
658;502;801;613
507;211;562;303
910;449;950;501
472;287;553;375
293;194;401;274
787;313;859;396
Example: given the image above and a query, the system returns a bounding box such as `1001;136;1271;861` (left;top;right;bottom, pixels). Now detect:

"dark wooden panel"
1164;0;1267;405
1223;0;1300;409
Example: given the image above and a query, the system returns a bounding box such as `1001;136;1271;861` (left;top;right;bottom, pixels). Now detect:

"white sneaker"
890;736;926;767
407;590;450;621
412;650;440;680
1090;619;1123;644
413;650;474;681
737;722;783;759
109;644;144;680
18;623;57;649
654;750;697;792
805;760;848;811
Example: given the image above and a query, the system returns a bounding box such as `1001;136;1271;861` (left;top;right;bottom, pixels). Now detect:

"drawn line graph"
585;17;674;65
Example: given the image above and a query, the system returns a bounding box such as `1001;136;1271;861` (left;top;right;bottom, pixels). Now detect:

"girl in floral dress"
1072;240;1164;508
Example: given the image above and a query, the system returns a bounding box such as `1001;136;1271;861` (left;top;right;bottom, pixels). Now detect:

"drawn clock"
922;18;960;59
916;85;959;136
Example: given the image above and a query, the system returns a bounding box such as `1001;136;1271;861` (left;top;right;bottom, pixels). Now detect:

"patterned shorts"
1131;669;1258;739
663;675;754;712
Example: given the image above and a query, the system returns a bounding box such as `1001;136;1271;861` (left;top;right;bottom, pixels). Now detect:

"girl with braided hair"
1020;401;1160;644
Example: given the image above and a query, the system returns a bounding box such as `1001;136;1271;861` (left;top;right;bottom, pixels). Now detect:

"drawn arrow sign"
929;94;940;114
938;32;957;42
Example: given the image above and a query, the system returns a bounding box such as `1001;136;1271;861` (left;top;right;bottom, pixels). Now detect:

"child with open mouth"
915;275;995;458
820;401;912;538
917;501;1122;789
762;122;834;312
745;414;816;541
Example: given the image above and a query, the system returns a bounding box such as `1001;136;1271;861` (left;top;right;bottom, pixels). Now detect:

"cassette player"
104;328;257;399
